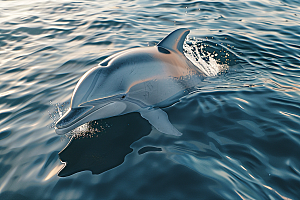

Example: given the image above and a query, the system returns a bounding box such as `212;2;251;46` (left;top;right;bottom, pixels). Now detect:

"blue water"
1;0;300;199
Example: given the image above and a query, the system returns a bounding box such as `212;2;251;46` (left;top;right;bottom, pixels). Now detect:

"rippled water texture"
1;0;300;199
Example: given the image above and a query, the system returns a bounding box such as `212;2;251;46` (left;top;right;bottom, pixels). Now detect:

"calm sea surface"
1;0;300;199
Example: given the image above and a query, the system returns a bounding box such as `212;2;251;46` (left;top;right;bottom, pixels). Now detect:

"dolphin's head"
54;65;139;135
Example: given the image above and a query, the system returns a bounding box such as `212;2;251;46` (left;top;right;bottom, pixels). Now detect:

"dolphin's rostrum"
55;28;206;136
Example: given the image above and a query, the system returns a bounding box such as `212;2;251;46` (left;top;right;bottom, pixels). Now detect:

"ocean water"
0;0;300;199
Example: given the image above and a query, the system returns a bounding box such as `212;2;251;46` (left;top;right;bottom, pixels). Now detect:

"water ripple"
0;0;300;199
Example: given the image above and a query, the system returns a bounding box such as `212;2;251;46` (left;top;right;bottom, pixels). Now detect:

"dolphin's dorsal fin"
157;28;190;54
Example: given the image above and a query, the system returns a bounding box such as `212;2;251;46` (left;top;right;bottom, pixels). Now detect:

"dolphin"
55;28;206;136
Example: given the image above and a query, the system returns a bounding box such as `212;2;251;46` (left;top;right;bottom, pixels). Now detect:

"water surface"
0;0;300;199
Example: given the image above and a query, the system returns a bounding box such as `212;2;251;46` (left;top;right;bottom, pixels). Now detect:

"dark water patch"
58;113;151;177
0;130;11;140
1;93;34;108
0;191;31;200
3;22;20;26
0;29;10;34
34;46;57;54
83;40;112;46
0;162;12;180
12;27;48;35
19;72;42;83
12;46;23;51
138;146;162;155
13;54;29;61
33;157;44;166
0;40;7;47
0;34;28;43
0;83;9;91
280;0;300;7
87;20;130;30
68;35;85;42
138;164;223;199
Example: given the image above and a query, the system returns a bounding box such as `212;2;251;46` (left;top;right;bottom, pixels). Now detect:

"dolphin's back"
90;47;203;106
72;28;205;108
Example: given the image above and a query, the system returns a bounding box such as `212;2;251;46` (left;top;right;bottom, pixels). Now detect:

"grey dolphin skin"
55;28;206;136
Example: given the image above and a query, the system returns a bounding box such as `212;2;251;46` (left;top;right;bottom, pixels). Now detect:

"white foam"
183;39;227;77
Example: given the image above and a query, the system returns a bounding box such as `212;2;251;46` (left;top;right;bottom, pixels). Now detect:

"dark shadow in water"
58;112;152;177
0;191;31;200
138;146;162;155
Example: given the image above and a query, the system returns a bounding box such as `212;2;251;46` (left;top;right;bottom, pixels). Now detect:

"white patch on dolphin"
55;28;208;136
